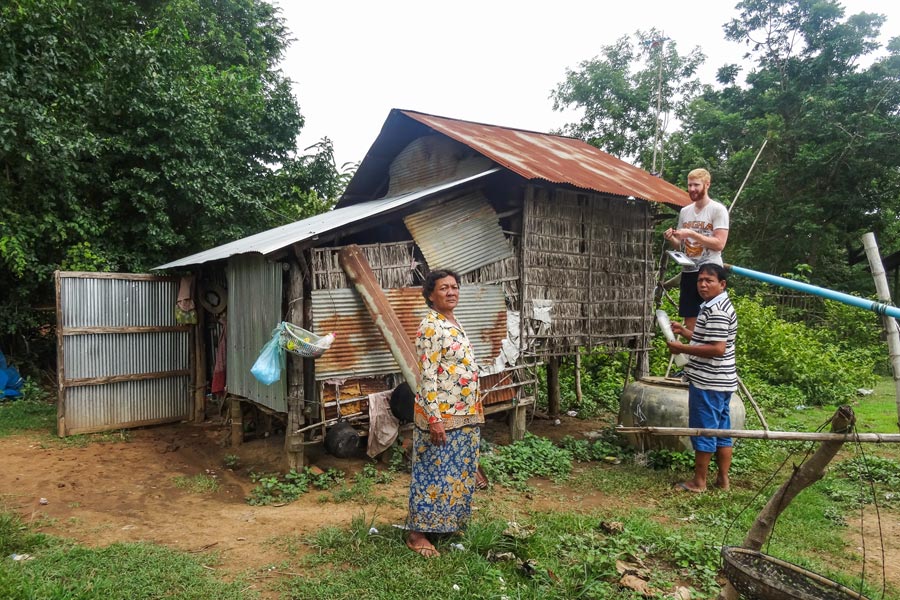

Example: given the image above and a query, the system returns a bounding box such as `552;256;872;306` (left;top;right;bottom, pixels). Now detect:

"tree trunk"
718;406;855;600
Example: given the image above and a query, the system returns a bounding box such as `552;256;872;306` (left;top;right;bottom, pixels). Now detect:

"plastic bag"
250;328;285;385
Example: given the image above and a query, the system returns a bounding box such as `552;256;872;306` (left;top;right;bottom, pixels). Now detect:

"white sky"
272;1;900;169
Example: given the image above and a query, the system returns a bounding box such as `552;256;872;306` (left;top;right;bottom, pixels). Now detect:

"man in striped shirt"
666;264;737;493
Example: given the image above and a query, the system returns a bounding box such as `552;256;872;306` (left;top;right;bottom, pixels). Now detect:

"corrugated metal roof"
153;168;500;270
400;110;689;207
404;191;513;275
311;285;506;381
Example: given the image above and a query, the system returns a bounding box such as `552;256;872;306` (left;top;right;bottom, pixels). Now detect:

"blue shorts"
688;384;732;453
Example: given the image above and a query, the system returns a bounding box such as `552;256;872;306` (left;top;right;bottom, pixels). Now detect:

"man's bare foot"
406;531;440;558
714;477;730;491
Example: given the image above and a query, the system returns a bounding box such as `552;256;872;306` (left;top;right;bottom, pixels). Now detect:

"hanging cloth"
175;275;198;324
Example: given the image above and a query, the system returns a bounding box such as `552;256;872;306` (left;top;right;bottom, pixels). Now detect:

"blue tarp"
0;350;24;399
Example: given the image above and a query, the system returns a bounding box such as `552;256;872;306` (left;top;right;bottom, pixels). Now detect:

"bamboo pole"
616;425;900;443
862;232;900;430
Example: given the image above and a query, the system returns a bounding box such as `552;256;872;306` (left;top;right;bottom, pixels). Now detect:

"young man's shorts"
687;384;732;453
679;270;703;318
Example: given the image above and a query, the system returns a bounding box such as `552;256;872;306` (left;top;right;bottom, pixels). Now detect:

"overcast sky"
271;1;900;169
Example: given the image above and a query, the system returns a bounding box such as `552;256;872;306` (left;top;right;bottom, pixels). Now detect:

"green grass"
0;512;255;599
2;378;899;598
172;474;221;494
0;401;56;437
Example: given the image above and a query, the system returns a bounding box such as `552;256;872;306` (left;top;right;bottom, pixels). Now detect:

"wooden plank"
64;370;190;388
338;244;419;387
57;271;177;281
62;325;192;335
55;270;66;437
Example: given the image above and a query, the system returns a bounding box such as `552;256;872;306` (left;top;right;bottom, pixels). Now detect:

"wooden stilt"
547;357;560;418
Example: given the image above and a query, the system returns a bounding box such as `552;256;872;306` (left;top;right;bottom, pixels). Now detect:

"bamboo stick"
862;232;900;430
616;426;900;443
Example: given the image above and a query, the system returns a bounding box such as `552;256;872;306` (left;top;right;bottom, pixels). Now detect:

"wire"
851;425;887;599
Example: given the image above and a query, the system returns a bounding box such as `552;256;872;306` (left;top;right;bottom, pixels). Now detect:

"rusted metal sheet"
403;191;513;274
338;244;420;388
311;285;506;381
227;254;286;412
55;272;192;436
339;109;688;208
480;371;517;406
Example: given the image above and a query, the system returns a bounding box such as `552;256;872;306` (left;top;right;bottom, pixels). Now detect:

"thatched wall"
311;241;420;291
522;186;654;356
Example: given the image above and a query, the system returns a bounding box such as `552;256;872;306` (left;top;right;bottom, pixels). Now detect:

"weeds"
247;467;345;506
172;474;220;494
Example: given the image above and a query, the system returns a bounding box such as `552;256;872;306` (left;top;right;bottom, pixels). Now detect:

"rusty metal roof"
400;110;689;207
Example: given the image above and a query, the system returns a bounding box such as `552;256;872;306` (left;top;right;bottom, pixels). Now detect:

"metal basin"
618;376;746;453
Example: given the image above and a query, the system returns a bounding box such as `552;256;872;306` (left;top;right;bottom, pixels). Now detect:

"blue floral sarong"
406;425;480;533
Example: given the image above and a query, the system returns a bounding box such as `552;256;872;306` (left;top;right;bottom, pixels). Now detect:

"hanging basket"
721;547;870;600
277;322;335;359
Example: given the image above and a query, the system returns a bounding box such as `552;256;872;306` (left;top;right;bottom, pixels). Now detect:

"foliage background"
0;0;349;371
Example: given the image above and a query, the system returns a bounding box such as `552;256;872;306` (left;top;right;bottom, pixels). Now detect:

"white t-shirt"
677;199;729;272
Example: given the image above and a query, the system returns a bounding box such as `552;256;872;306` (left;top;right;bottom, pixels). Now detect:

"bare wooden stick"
615;425;900;443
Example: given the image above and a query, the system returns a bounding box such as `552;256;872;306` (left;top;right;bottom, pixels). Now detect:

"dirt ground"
1;414;899;596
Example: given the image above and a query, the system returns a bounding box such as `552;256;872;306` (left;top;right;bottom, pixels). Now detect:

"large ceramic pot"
618;376;746;453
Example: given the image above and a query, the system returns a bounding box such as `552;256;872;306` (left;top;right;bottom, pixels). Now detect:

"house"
54;109;689;468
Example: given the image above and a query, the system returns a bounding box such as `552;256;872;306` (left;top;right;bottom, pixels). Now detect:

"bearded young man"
664;168;729;331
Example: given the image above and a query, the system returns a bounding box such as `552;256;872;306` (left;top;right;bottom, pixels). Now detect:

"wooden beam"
64;370;191;388
285;261;306;470
338;244;419;387
547;357;560;418
62;325;192;335
616;426;900;443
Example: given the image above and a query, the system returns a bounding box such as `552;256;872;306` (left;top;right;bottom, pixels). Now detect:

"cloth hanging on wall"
175;275;198;324
211;321;227;394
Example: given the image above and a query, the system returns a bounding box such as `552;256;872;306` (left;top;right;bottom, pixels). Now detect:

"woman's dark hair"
422;269;460;307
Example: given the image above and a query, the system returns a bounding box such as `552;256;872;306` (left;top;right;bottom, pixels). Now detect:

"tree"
675;0;900;288
0;0;345;367
551;28;706;174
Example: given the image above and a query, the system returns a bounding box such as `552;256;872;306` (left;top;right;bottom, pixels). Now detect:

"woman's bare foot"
406;531;440;558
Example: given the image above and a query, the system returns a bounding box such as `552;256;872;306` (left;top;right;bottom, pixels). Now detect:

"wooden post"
285;262;305;470
862;232;900;429
718;406;855;600
508;402;527;441
192;280;206;422
230;396;243;447
574;352;583;408
547;357;560;417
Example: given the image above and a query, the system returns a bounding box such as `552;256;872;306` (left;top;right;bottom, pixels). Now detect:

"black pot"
389;382;415;424
324;421;361;458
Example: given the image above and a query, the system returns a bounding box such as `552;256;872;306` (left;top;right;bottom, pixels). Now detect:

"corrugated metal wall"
311;284;506;381
227;254;286;412
56;273;191;436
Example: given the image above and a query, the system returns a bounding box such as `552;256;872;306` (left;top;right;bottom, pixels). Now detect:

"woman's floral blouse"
413;309;484;431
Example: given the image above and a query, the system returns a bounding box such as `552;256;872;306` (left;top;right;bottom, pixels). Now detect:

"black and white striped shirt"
685;291;737;392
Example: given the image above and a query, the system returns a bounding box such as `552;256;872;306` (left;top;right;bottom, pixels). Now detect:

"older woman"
405;269;484;558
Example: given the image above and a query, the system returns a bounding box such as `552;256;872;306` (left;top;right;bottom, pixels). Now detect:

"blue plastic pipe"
726;264;900;320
